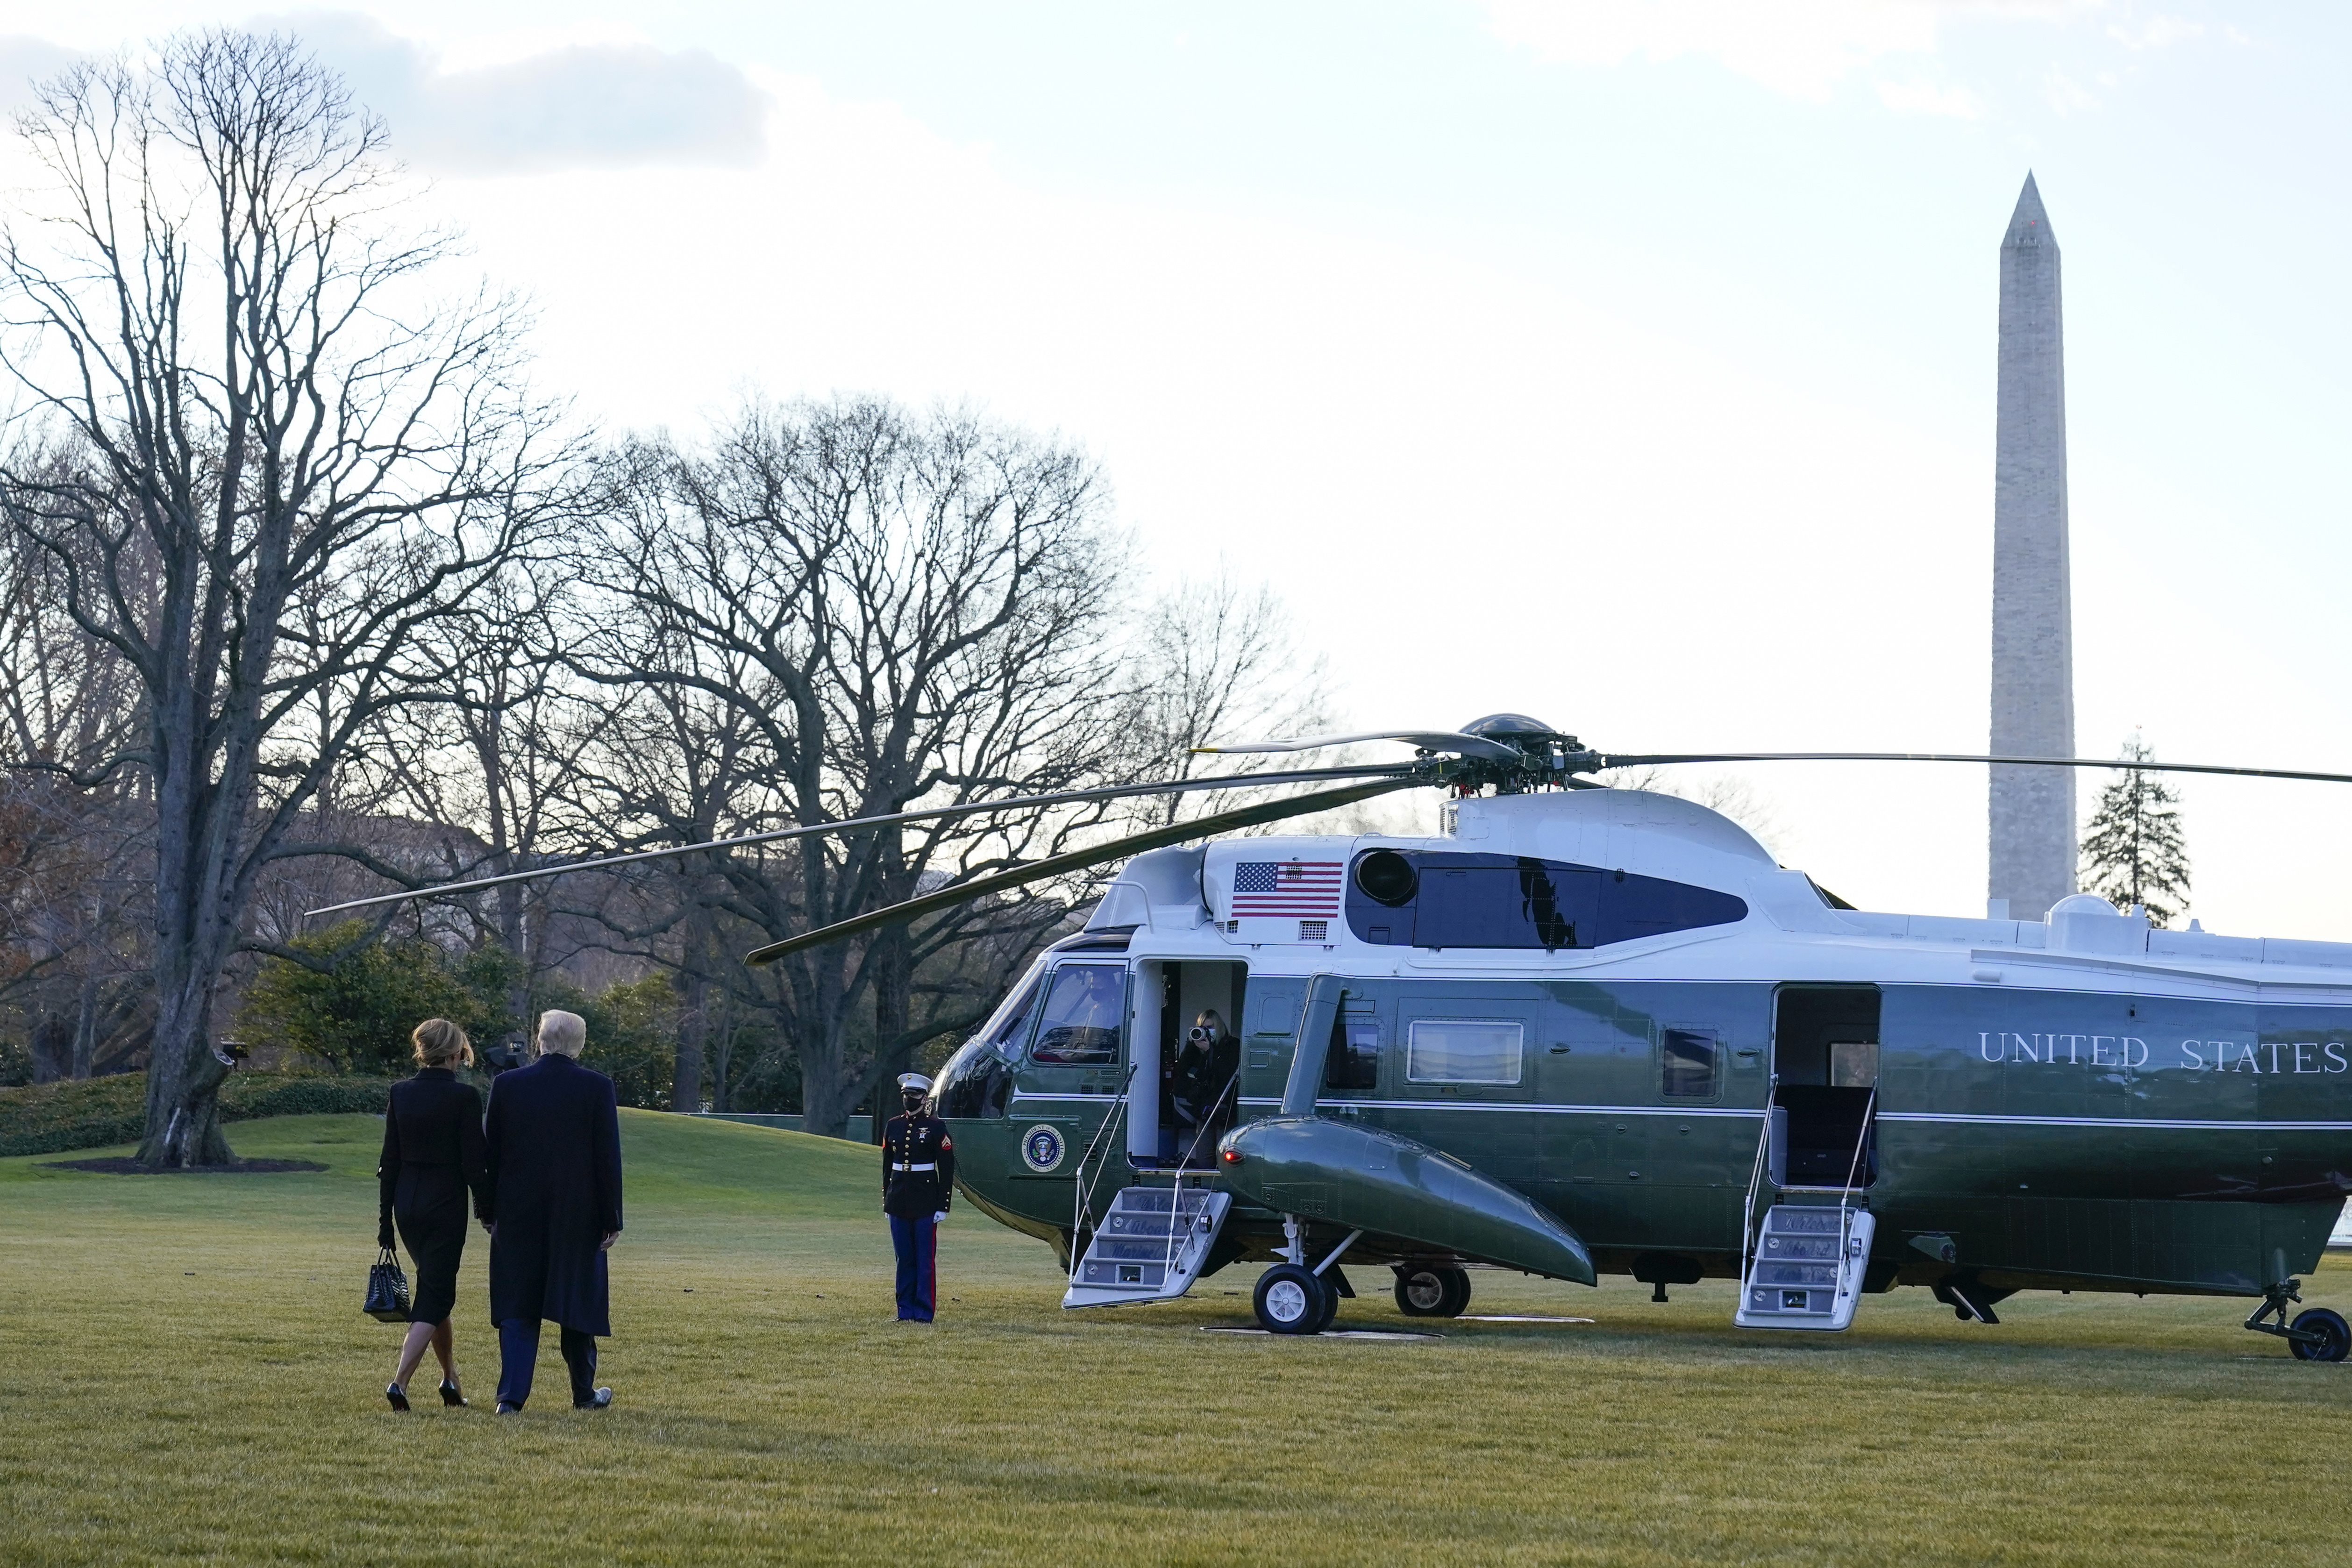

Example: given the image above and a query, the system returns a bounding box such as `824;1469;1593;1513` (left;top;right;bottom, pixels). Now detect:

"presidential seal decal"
1020;1124;1066;1174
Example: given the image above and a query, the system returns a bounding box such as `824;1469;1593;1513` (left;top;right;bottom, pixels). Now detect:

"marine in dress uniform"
882;1073;955;1322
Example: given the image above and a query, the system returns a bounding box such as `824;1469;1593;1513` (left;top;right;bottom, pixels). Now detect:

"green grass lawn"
3;1110;2349;1567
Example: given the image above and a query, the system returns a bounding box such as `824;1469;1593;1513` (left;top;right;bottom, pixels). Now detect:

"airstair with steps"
1735;1196;1875;1331
1733;1090;1878;1333
1062;1183;1233;1309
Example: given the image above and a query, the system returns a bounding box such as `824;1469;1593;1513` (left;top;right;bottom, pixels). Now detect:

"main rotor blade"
1597;751;2352;786
1196;728;1524;763
743;776;1416;966
305;763;1411;919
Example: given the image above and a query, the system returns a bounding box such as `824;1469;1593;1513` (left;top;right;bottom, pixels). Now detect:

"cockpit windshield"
933;964;1045;1119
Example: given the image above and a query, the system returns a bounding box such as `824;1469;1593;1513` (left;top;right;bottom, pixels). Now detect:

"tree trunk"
869;925;910;1146
674;969;708;1114
70;973;99;1080
137;976;234;1167
671;893;713;1112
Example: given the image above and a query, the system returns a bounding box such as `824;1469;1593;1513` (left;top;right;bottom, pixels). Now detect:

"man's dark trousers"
889;1215;936;1321
496;1318;598;1408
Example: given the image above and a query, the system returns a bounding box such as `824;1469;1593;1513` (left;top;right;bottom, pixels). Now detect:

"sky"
3;1;2349;936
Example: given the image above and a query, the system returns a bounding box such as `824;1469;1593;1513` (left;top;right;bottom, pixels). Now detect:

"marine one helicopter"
322;714;2352;1357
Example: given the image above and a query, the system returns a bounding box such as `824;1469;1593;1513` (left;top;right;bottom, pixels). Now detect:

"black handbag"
364;1247;411;1322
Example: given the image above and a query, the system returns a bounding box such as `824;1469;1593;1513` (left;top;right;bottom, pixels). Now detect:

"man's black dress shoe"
494;1402;523;1415
438;1381;468;1408
385;1383;410;1411
574;1387;613;1410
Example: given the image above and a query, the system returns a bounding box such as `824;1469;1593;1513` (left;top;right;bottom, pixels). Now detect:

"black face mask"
902;1092;926;1113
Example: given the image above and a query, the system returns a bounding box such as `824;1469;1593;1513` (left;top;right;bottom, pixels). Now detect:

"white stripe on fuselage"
1007;1091;2352;1132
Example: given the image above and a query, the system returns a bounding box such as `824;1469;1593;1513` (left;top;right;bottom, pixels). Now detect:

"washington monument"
1989;172;2075;920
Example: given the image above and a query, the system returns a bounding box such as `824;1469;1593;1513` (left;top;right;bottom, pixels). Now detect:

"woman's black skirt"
393;1170;470;1325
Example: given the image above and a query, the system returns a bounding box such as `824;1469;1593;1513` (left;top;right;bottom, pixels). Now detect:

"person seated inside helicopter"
1028;963;1125;1065
1167;1009;1240;1155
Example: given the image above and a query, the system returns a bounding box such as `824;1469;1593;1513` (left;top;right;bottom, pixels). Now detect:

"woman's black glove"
378;1219;394;1251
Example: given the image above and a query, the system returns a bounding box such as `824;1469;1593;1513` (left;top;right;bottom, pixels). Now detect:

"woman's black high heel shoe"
386;1382;411;1411
438;1381;468;1408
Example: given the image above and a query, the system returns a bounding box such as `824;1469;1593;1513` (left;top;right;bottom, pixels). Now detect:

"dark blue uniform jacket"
882;1112;955;1219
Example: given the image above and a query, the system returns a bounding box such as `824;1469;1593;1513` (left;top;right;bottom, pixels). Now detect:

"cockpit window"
981;971;1046;1058
1030;963;1126;1065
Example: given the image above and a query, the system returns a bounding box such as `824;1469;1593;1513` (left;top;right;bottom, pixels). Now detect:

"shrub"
240;922;517;1073
537;973;678;1111
0;1071;396;1157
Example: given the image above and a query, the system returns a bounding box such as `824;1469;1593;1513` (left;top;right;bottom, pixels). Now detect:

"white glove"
933;1211;948;1225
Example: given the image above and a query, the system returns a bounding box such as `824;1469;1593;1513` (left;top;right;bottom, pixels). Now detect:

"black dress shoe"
494;1402;523;1415
386;1383;411;1412
438;1381;468;1408
574;1387;613;1410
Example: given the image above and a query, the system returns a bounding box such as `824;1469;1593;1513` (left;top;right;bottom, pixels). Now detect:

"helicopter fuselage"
930;789;2351;1309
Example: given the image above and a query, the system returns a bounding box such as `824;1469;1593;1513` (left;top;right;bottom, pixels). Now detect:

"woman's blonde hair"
412;1018;473;1069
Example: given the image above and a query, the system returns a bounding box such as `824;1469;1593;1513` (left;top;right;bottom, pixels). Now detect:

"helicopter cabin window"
1661;1029;1719;1098
1405;1019;1523;1085
1345;850;1746;949
1030;964;1126;1066
1326;1016;1381;1091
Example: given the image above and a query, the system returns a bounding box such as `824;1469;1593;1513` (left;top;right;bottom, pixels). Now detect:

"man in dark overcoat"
481;1009;623;1412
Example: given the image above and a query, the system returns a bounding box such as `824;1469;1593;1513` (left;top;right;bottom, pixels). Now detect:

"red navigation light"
1219;1148;1243;1165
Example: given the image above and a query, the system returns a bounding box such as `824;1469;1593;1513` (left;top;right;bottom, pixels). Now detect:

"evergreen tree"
2079;735;2191;926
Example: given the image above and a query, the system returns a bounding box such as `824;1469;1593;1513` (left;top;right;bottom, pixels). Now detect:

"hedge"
0;1073;397;1158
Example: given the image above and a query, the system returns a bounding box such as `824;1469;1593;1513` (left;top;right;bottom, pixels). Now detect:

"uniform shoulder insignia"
940;1134;952;1150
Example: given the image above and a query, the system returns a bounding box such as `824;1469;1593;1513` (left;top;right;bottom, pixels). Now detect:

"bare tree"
0;34;566;1164
570;402;1134;1136
1122;569;1335;827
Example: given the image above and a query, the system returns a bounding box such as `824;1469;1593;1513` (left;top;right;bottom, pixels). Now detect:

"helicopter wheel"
1311;1272;1342;1333
1254;1264;1328;1334
1394;1264;1471;1319
2290;1307;2351;1362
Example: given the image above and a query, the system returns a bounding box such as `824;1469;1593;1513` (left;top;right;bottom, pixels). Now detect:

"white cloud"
1875;77;1985;117
1480;0;2071;100
2109;15;2204;49
2043;64;2100;113
0;35;83;114
253;12;768;173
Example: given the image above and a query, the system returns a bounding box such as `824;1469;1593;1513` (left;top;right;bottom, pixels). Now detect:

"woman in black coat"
378;1018;491;1410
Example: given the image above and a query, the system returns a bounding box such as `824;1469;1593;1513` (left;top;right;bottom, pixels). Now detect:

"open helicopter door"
1064;959;1246;1310
1737;985;1880;1332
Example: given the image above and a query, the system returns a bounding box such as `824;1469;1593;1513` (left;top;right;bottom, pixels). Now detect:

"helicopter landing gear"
2244;1280;2350;1362
1254;1264;1326;1334
1931;1276;2011;1325
2291;1309;2350;1363
1394;1263;1471;1319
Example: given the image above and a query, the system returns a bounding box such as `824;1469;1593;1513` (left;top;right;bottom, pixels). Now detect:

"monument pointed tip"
2004;171;2054;249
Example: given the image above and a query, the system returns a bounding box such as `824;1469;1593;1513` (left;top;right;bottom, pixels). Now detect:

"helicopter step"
1062;1183;1233;1309
1734;1199;1876;1333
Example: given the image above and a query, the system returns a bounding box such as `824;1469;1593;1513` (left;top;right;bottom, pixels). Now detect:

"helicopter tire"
1311;1273;1342;1333
1254;1264;1328;1334
1395;1265;1450;1316
2290;1307;2351;1362
1394;1264;1471;1318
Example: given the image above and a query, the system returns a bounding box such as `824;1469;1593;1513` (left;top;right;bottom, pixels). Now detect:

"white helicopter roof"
1078;787;2352;994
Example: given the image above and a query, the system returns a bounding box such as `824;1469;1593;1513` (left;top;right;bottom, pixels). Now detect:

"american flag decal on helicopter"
1231;860;1344;917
